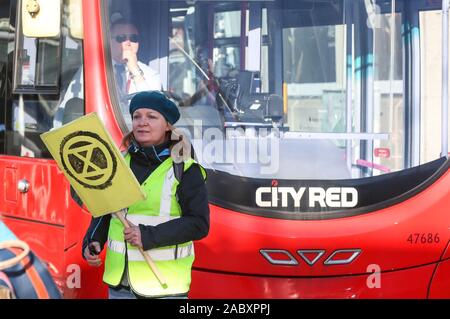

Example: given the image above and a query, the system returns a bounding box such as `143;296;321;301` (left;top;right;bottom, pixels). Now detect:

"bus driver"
110;19;162;99
53;19;162;127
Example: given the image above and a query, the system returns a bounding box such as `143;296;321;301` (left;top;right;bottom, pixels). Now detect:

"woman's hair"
120;130;135;150
168;124;192;163
120;125;192;163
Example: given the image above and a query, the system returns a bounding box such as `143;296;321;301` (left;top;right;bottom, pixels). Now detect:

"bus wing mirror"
22;0;60;38
68;0;83;40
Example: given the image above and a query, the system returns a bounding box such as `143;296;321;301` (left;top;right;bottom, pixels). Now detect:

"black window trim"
206;157;450;220
12;0;62;95
99;1;129;135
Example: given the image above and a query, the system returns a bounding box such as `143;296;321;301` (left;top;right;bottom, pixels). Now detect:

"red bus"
0;0;449;298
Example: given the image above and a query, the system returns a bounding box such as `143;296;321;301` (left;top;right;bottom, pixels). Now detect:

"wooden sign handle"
114;210;168;289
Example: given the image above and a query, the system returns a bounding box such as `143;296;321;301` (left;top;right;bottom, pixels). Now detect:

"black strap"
172;143;198;183
173;161;184;182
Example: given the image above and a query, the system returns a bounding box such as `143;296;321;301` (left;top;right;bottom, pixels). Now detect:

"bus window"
13;37;60;90
4;0;84;158
102;0;448;191
213;9;241;77
13;0;61;93
282;10;345;132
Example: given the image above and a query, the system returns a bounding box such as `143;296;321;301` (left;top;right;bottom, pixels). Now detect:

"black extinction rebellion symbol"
59;131;117;189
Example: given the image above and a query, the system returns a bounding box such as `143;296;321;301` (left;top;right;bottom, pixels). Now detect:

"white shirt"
120;61;162;127
126;61;162;93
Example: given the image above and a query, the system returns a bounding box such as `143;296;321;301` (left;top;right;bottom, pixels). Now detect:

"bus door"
274;0;448;179
0;1;9;154
418;0;450;164
0;0;87;295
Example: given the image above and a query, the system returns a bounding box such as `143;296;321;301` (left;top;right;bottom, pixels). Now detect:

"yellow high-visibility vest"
103;154;206;297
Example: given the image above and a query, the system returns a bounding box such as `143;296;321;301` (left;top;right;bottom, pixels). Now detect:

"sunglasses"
115;34;140;43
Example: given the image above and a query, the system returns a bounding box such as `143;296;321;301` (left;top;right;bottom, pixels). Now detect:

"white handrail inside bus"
282;132;389;140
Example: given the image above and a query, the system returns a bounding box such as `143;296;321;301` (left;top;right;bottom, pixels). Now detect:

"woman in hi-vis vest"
82;91;210;299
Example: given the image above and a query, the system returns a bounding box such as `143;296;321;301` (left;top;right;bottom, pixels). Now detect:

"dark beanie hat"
129;91;180;125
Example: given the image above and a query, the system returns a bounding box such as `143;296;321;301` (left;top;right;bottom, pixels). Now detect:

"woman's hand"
83;242;102;267
124;226;143;249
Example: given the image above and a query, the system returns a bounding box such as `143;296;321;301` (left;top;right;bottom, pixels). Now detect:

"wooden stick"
114;211;168;288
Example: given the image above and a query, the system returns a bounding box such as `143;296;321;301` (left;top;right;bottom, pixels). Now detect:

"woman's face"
132;108;170;147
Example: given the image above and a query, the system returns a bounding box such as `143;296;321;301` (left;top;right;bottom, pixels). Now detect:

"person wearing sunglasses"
110;19;161;101
52;19;162;129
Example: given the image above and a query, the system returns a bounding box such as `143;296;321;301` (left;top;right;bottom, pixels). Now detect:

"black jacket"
81;141;210;256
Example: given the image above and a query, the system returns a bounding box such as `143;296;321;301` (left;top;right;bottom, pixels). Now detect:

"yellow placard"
41;113;146;217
